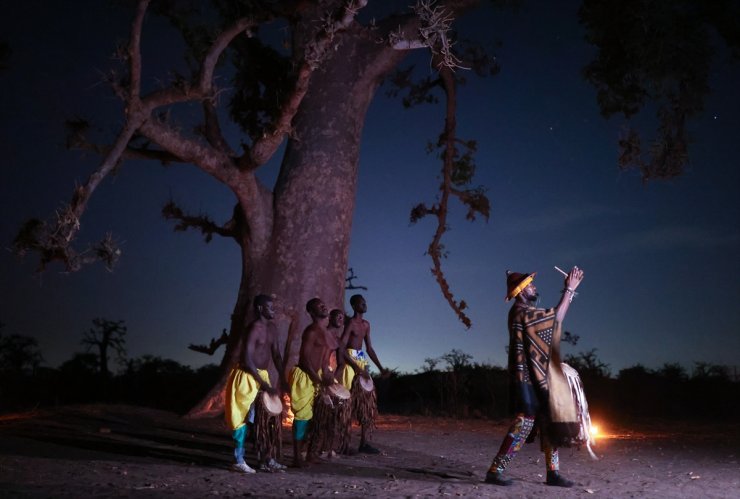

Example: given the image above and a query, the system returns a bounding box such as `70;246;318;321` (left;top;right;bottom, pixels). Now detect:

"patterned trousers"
488;414;559;474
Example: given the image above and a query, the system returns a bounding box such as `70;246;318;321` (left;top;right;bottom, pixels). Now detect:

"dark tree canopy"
579;0;740;180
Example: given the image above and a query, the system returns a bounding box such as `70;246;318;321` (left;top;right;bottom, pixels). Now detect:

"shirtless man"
326;309;344;372
289;298;335;467
224;294;287;473
339;294;387;454
321;308;367;456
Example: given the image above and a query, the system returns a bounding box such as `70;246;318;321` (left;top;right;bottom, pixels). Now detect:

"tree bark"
269;24;407;377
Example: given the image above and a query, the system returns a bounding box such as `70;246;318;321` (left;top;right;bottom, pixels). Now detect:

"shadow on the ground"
0;405;231;467
0;404;481;485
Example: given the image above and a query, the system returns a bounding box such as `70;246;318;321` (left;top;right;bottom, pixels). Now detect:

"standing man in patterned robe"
485;267;584;487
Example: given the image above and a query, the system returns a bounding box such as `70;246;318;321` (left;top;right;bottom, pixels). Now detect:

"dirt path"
1;405;738;498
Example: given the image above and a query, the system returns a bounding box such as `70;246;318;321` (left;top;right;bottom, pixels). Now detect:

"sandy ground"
0;404;738;498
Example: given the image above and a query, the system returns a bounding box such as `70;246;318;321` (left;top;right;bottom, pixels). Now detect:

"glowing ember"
590;424;599;437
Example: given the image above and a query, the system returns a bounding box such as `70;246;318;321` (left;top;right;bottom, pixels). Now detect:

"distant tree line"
375;348;740;422
0;320;220;414
2;321;738;420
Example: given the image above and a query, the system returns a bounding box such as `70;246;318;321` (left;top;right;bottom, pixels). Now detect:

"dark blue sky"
1;1;738;375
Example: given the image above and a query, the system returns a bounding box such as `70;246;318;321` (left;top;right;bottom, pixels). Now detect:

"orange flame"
282;393;294;425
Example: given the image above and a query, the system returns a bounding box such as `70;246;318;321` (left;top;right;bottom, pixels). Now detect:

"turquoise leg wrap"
232;426;248;464
233;425;248;447
231;425;247;464
293;420;309;441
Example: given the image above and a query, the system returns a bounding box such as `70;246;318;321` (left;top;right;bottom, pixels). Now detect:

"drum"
255;390;283;461
327;383;351;401
358;375;374;392
260;391;283;416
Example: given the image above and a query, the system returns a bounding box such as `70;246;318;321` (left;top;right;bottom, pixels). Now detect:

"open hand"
566;266;584;290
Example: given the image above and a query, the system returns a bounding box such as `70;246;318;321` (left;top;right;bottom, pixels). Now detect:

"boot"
546;470;574;487
484;470;513;486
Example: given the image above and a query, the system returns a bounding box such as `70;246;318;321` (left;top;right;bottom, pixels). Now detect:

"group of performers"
224;293;386;473
223;266;591;488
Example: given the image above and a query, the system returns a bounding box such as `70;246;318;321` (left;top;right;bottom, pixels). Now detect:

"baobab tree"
81;318;127;378
13;0;738;416
0;322;44;375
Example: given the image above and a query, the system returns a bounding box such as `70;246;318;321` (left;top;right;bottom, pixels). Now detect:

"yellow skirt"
289;366;318;421
340;349;369;390
224;368;270;430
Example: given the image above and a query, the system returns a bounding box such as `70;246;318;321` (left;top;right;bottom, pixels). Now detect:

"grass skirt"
254;392;282;461
308;388;352;455
351;376;377;434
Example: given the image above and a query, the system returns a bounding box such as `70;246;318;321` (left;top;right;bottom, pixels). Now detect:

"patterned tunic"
508;304;556;415
507;303;580;446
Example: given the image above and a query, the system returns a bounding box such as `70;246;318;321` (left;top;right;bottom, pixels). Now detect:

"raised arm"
555;266;584;325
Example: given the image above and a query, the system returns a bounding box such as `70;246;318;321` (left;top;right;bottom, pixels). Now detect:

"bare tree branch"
385;2;491;328
199;18;255;92
162;200;236;243
66;119;186;164
345;267;368;291
16;0;372;273
389;0;480;70
138;117;235;182
411;50;489;329
188;329;229;355
427;62;472;328
13;0;164;270
128;0;148;101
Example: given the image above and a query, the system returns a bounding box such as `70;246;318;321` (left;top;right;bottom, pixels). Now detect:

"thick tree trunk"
99;343;109;378
266;24;407;380
185;24;406;418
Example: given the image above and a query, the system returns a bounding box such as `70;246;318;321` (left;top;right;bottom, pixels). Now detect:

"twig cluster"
389;0;467;70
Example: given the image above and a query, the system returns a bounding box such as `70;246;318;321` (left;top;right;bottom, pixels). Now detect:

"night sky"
1;0;739;376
